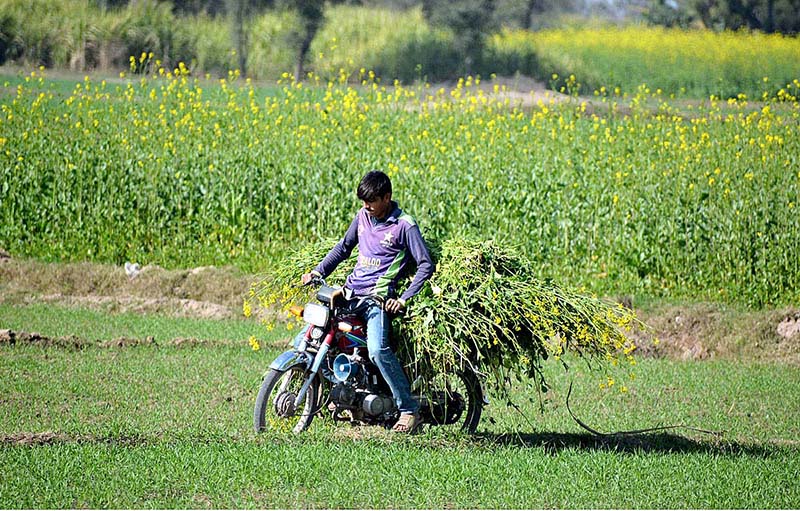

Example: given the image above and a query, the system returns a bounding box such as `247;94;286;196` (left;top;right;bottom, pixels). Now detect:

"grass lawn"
1;303;799;508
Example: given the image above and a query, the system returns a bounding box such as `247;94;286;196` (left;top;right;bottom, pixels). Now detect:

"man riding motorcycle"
297;170;433;433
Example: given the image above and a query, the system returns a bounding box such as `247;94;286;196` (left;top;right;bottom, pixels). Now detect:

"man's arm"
399;225;433;303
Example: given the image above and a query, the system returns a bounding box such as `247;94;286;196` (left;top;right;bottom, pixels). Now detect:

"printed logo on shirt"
380;232;395;248
358;254;381;268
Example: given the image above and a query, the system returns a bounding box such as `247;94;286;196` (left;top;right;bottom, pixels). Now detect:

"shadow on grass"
4;428;795;461
474;431;790;458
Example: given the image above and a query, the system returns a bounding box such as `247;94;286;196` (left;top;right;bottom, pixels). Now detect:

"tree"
644;0;695;27
225;0;273;76
288;0;325;81
647;0;800;33
422;0;496;76
93;0;131;9
279;0;358;81
522;0;545;27
225;0;342;81
227;0;248;74
172;0;226;15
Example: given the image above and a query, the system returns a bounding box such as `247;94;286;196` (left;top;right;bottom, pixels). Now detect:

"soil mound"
1;258;249;320
1;432;149;446
0;329;87;349
633;304;800;365
0;329;225;349
777;312;800;339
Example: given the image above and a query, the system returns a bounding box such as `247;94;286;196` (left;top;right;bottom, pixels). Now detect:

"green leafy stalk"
248;236;646;400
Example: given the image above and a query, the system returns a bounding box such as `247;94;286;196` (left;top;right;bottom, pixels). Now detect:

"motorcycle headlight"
303;303;330;327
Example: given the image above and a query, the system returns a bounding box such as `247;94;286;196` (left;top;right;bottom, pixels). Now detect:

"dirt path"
422;74;572;110
1;254;799;364
0;328;222;349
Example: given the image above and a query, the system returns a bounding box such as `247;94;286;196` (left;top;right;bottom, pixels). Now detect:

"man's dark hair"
357;170;392;202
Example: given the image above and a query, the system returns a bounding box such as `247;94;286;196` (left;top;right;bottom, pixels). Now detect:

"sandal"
392;412;421;433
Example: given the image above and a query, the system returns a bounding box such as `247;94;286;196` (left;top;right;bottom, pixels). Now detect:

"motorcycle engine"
330;383;358;408
330;383;395;417
362;394;394;416
328;352;397;419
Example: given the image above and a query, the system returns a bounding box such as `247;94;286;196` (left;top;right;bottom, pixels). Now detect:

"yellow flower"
248;335;260;351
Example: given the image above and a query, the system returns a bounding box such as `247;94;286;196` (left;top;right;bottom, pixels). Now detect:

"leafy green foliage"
651;0;800;33
249;236;643;399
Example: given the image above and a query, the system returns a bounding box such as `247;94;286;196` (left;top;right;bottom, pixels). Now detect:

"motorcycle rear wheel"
253;364;320;434
424;368;483;434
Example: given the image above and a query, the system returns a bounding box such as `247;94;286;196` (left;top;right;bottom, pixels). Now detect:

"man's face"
362;193;392;220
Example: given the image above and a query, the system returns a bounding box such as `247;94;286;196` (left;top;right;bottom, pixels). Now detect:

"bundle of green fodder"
249;236;641;398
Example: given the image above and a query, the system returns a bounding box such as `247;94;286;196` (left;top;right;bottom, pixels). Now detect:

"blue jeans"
293;301;418;414
360;302;419;414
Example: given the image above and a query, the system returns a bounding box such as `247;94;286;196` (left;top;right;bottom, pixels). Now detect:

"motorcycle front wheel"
253;364;320;434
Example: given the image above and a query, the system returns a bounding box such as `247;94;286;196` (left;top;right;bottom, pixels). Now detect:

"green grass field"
1;303;798;508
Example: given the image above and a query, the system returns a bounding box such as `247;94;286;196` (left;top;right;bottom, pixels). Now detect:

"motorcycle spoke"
254;365;319;434
422;371;481;434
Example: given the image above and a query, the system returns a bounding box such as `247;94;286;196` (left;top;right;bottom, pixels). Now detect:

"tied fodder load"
248;236;643;399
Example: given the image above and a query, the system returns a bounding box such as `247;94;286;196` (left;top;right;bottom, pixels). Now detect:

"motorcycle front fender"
267;349;312;374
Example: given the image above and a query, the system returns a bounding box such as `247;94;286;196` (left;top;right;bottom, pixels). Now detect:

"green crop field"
1;67;798;307
1;304;799;508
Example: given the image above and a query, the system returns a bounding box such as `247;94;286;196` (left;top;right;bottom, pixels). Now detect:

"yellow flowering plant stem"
248;236;647;404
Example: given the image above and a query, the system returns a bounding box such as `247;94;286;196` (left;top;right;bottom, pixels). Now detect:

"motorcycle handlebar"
300;276;402;314
296;274;326;288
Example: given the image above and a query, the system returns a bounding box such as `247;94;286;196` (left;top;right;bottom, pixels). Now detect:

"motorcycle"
253;276;485;434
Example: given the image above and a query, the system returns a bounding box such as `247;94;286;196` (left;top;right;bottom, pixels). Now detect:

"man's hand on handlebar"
301;271;321;286
302;270;405;313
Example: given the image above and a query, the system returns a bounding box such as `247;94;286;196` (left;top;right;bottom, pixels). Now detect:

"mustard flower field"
2;63;798;307
489;26;800;98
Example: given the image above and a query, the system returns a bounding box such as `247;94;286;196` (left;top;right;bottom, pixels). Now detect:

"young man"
301;170;433;433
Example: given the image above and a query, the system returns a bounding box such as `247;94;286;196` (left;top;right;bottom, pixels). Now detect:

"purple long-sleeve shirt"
315;202;433;302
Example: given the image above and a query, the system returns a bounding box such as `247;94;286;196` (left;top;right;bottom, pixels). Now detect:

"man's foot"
392;412;421;433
